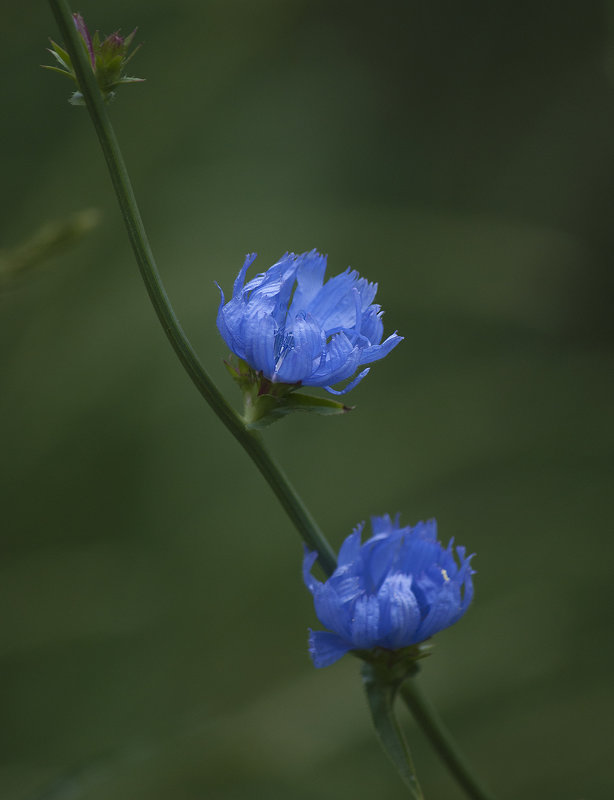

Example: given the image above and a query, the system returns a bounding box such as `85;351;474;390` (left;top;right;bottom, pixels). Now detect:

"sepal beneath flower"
358;642;433;684
224;356;352;428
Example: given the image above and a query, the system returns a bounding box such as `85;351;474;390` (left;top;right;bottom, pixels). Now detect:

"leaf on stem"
361;662;425;799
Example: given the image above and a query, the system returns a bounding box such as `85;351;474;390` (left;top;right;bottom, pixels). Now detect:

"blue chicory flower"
216;250;403;395
303;515;475;668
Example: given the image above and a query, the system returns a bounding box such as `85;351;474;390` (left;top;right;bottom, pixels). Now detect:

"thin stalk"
46;0;336;577
45;8;496;800
400;677;496;800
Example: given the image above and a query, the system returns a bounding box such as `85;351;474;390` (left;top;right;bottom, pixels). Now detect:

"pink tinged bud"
72;13;95;69
104;32;125;53
45;15;144;103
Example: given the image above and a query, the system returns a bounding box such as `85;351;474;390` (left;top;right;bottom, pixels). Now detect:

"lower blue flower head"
216;250;402;395
303;515;475;668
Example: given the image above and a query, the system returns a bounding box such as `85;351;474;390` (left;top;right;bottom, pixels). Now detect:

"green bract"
44;13;143;104
225;355;352;428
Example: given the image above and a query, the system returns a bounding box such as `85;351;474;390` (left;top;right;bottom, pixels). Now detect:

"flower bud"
44;13;144;105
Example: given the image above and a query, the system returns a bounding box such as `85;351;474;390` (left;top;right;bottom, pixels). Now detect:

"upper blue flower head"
303;515;475;668
216;250;403;395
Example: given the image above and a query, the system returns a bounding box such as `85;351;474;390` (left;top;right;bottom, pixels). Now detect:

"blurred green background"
2;1;613;798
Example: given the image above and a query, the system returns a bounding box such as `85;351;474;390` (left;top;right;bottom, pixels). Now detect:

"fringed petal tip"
337;522;364;566
358;331;404;366
232;252;258;297
302;549;320;594
370;512;402;536
308;630;353;668
325;367;370;396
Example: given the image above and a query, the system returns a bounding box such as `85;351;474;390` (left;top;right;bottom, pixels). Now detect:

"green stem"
362;663;424;799
46;0;336;578
400;676;496;800
46;9;496;800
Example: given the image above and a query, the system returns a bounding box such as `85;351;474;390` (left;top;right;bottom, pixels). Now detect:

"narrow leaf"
362;662;425;799
49;40;72;65
283;392;353;415
41;65;75;80
245;391;352;429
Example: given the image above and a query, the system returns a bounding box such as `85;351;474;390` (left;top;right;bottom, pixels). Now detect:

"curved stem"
46;0;337;578
45;9;495;800
237;429;337;573
400;676;496;800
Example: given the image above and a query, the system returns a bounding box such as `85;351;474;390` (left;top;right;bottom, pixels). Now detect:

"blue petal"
217;299;249;358
307;268;363;332
328;568;364;604
232;252;258;298
308;630;353;668
360;305;384;346
273;313;325;384
243;312;277;375
363;534;403;592
215;283;235;351
287;251;328;317
244;272;290;319
337;523;364;566
325;368;369;396
274;261;302;322
439;539;459;577
398;523;441;576
308;334;363;388
414;582;459;642
453;552;476;615
411;573;441;612
352;287;363;337
377;573;422;648
313;583;352;639
242;256;296;310
301;338;350;387
302;549;320;595
369;514;400;538
350;594;381;648
322;348;363;386
355;276;378;311
358;332;404;366
461;571;475;613
418;519;439;541
241;269;276;298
